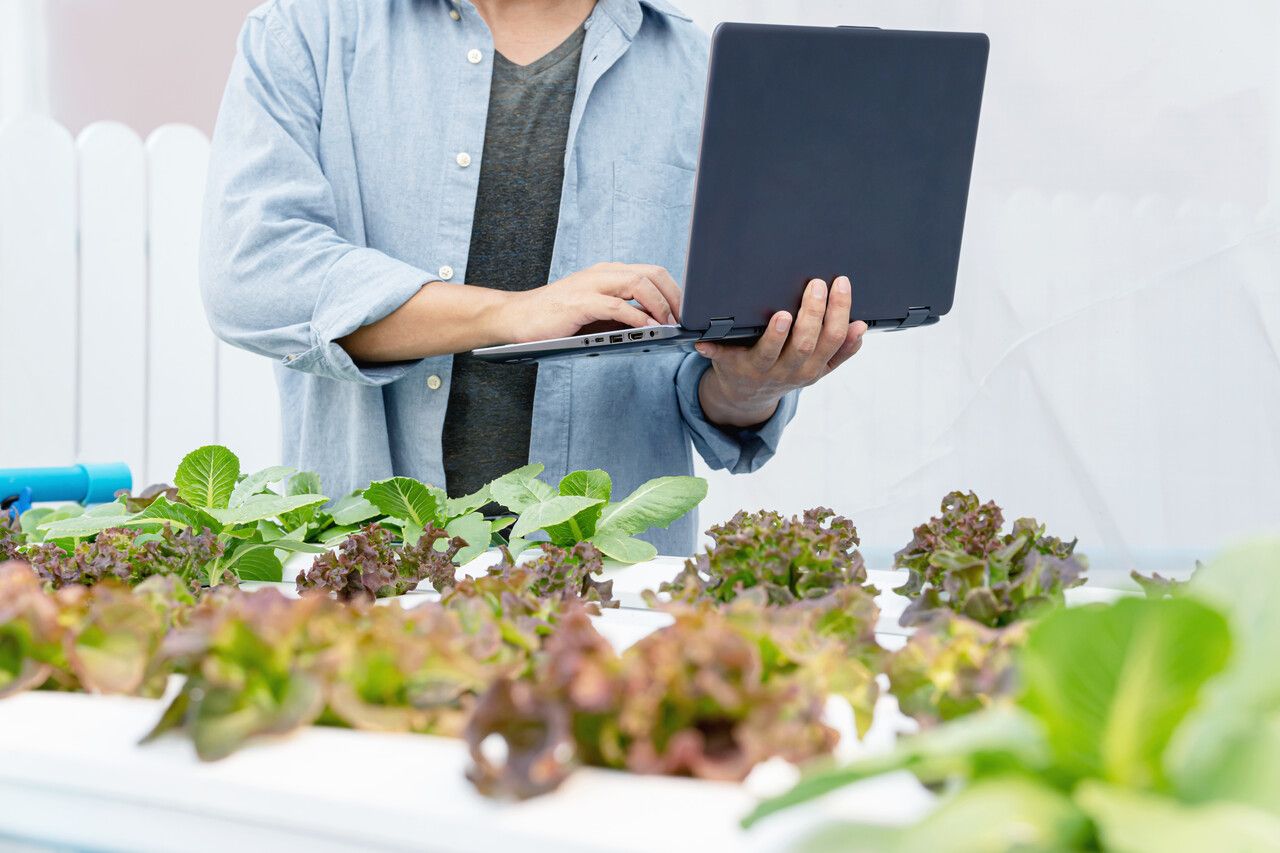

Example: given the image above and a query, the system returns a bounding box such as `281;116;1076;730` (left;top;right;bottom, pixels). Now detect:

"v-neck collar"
495;25;587;80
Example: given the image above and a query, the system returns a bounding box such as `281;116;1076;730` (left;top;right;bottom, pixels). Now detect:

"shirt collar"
445;0;692;40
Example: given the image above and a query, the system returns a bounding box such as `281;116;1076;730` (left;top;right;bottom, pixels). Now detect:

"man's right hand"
496;262;684;344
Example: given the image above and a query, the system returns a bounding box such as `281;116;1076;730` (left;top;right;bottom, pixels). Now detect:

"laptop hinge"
899;307;931;329
702;317;736;340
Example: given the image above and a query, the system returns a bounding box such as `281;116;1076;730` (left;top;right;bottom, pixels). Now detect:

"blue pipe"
0;462;132;508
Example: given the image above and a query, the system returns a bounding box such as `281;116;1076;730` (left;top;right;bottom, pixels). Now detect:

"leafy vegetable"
1130;563;1200;599
744;584;1250;846
492;465;706;564
173;445;241;509
478;542;616;608
32;447;328;586
886;613;1026;728
25;525;222;594
662;508;870;605
466;603;839;799
295;522;464;602
894;491;1087;627
0;511;25;560
144;589;338;760
0;561;191;700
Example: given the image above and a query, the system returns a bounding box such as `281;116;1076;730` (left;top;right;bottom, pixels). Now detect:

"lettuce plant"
894;491;1087;627
295;522;464;601
0;561;192;699
145;589;342;760
466;603;839;799
745;542;1280;850
662;508;870;605
0;512;24;561
359;476;495;566
886;613;1026;728
33;446;330;584
490;465;707;564
479;542;616;606
26;526;222;593
325;602;525;738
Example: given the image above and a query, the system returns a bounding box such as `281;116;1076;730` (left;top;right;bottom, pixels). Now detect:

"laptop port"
628;331;644;341
609;334;623;343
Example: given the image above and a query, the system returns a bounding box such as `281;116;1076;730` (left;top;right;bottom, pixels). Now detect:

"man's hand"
497;262;683;344
695;276;867;429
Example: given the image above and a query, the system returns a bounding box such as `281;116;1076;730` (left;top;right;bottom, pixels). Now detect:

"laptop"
471;23;990;365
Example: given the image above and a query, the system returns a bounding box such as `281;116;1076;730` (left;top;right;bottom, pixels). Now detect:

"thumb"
694;342;719;359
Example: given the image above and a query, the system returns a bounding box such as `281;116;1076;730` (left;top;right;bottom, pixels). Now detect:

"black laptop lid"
680;24;989;333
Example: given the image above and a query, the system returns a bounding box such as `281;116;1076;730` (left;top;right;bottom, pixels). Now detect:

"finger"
694;341;720;359
749;311;791;371
778;279;828;368
603;297;659;329
827;321;868;371
636;265;683;323
625;277;675;327
813;275;852;364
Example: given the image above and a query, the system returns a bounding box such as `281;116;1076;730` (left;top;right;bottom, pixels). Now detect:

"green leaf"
127;496;222;534
1076;781;1280;853
488;464;554;513
1017;596;1232;790
362;478;441;529
1169;538;1280;812
798;778;1091;853
229;547;284;582
229;466;295;507
590;529;658;564
743;707;1048;828
489;516;516;534
329;493;380;527
286;471;322;497
174;445;241;509
559;469;612;501
40;512;133;540
209;494;328;528
511;496;605;539
446;512;492;566
445;485;492;520
545;469;613;544
505;537;533;558
595;476;707;536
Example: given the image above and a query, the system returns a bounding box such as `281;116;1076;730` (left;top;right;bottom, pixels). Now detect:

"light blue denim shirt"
200;0;799;555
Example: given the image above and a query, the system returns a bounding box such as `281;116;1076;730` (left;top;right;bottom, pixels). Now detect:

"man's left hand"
695;276;867;429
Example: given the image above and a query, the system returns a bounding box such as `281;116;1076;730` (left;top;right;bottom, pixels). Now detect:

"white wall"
3;0;1277;579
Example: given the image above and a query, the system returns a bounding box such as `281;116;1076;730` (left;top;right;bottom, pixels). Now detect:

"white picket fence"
0;116;278;487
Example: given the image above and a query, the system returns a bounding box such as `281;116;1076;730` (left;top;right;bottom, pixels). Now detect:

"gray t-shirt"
442;27;585;503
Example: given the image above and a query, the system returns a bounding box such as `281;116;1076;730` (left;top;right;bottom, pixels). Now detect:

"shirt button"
438;265;455;281
467;48;483;64
456;151;472;168
449;8;460;21
427;374;443;391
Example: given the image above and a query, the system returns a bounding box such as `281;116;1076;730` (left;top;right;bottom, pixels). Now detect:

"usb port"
628;331;644;341
609;334;623;343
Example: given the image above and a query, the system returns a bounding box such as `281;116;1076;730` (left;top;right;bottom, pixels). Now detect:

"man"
201;0;867;555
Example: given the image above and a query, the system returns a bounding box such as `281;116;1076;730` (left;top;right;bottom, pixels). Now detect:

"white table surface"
0;555;1121;852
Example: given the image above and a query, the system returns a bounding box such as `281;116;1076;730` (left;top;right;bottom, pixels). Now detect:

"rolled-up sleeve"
675;353;799;474
199;10;429;386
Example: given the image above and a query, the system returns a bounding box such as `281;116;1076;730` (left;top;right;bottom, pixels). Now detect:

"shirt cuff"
286;247;431;385
675;353;799;474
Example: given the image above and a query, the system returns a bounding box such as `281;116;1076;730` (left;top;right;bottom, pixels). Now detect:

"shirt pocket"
612;159;695;279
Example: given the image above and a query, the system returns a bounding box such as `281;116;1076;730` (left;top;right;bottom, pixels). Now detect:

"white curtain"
0;0;48;124
683;0;1280;582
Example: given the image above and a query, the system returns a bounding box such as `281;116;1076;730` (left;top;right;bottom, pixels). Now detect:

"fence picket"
77;121;148;481
0;117;77;468
145;124;214;485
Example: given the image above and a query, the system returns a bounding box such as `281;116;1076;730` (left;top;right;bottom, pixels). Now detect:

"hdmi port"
609;334;624;343
628;332;644;341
